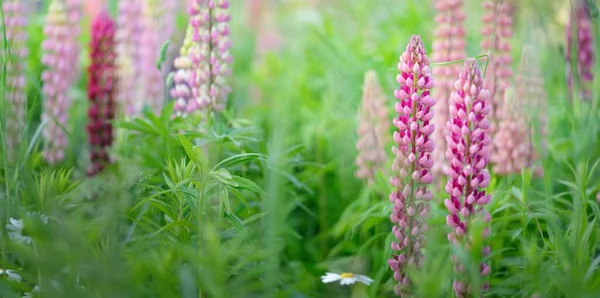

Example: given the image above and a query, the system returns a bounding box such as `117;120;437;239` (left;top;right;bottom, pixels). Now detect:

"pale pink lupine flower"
2;0;29;160
40;0;81;164
355;70;389;185
116;0;144;116
444;59;492;297
171;26;195;116
431;0;466;184
566;0;594;101
481;0;514;138
490;88;531;175
388;35;435;297
187;0;232;113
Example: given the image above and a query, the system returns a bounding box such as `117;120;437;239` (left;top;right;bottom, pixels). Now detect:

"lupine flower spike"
171;25;195;116
481;0;513;139
1;0;29;160
431;0;466;184
388;35;435;297
355;70;389;185
87;11;117;176
444;59;492;297
187;0;233;113
566;0;594;101
41;0;81;164
116;0;143;116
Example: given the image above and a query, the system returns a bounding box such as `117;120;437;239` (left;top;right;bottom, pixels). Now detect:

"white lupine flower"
321;272;373;286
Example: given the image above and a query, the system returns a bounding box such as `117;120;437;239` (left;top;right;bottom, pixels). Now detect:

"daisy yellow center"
340;273;354;278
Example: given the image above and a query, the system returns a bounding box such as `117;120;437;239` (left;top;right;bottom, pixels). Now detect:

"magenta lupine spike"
490;88;530;175
187;0;233;113
87;11;117;176
41;0;81;164
388;35;435;297
116;0;143;116
1;0;29;160
355;70;389;185
481;0;513;139
431;0;466;184
444;59;492;297
566;0;594;101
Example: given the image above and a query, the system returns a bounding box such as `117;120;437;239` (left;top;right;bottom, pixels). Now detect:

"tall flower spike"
388;35;435;297
41;0;81;164
171;25;195;115
1;0;29;160
444;59;492;297
566;0;594;101
187;0;233;113
490;87;530;175
431;0;466;184
116;0;143;116
87;11;117;176
355;70;389;185
515;45;547;176
481;0;514;140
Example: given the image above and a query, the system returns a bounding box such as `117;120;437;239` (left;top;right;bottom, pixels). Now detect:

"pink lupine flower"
388;35;435;297
481;0;513;138
444;58;492;297
41;0;81;164
1;0;29;160
490;88;531;175
138;0;179;114
566;0;594;101
431;0;466;184
116;0;143;116
87;11;117;176
171;26;195;116
355;70;389;185
187;0;233;113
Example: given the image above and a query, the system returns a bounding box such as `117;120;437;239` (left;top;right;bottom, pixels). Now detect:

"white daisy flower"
0;268;22;282
321;272;373;286
6;212;49;244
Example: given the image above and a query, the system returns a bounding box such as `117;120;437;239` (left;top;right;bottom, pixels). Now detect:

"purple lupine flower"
355;70;389;185
566;0;594;101
2;0;29;160
431;0;466;184
41;0;81;164
187;0;233;113
171;25;195;116
388;35;435;297
116;0;143;116
444;58;492;297
87;11;117;176
481;0;513;139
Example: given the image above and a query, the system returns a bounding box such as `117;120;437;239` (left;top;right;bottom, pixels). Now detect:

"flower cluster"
116;0;143;116
87;11;117;176
481;0;513;137
1;0;29;160
388;35;435;297
187;0;233;113
40;0;81;164
566;0;594;101
431;0;466;183
355;70;390;185
444;59;492;297
171;26;195;115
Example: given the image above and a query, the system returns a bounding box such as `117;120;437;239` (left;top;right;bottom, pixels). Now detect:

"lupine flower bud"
444;58;492;297
481;0;514;138
41;0;81;164
139;0;178;114
566;0;594;101
515;45;547;176
355;70;389;185
490;88;530;175
431;0;466;184
87;11;117;176
1;0;28;160
187;0;233;113
116;0;143;116
388;35;435;297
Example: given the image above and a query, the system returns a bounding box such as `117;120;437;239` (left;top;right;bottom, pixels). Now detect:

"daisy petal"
340;277;356;285
321;273;341;283
355;275;374;285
